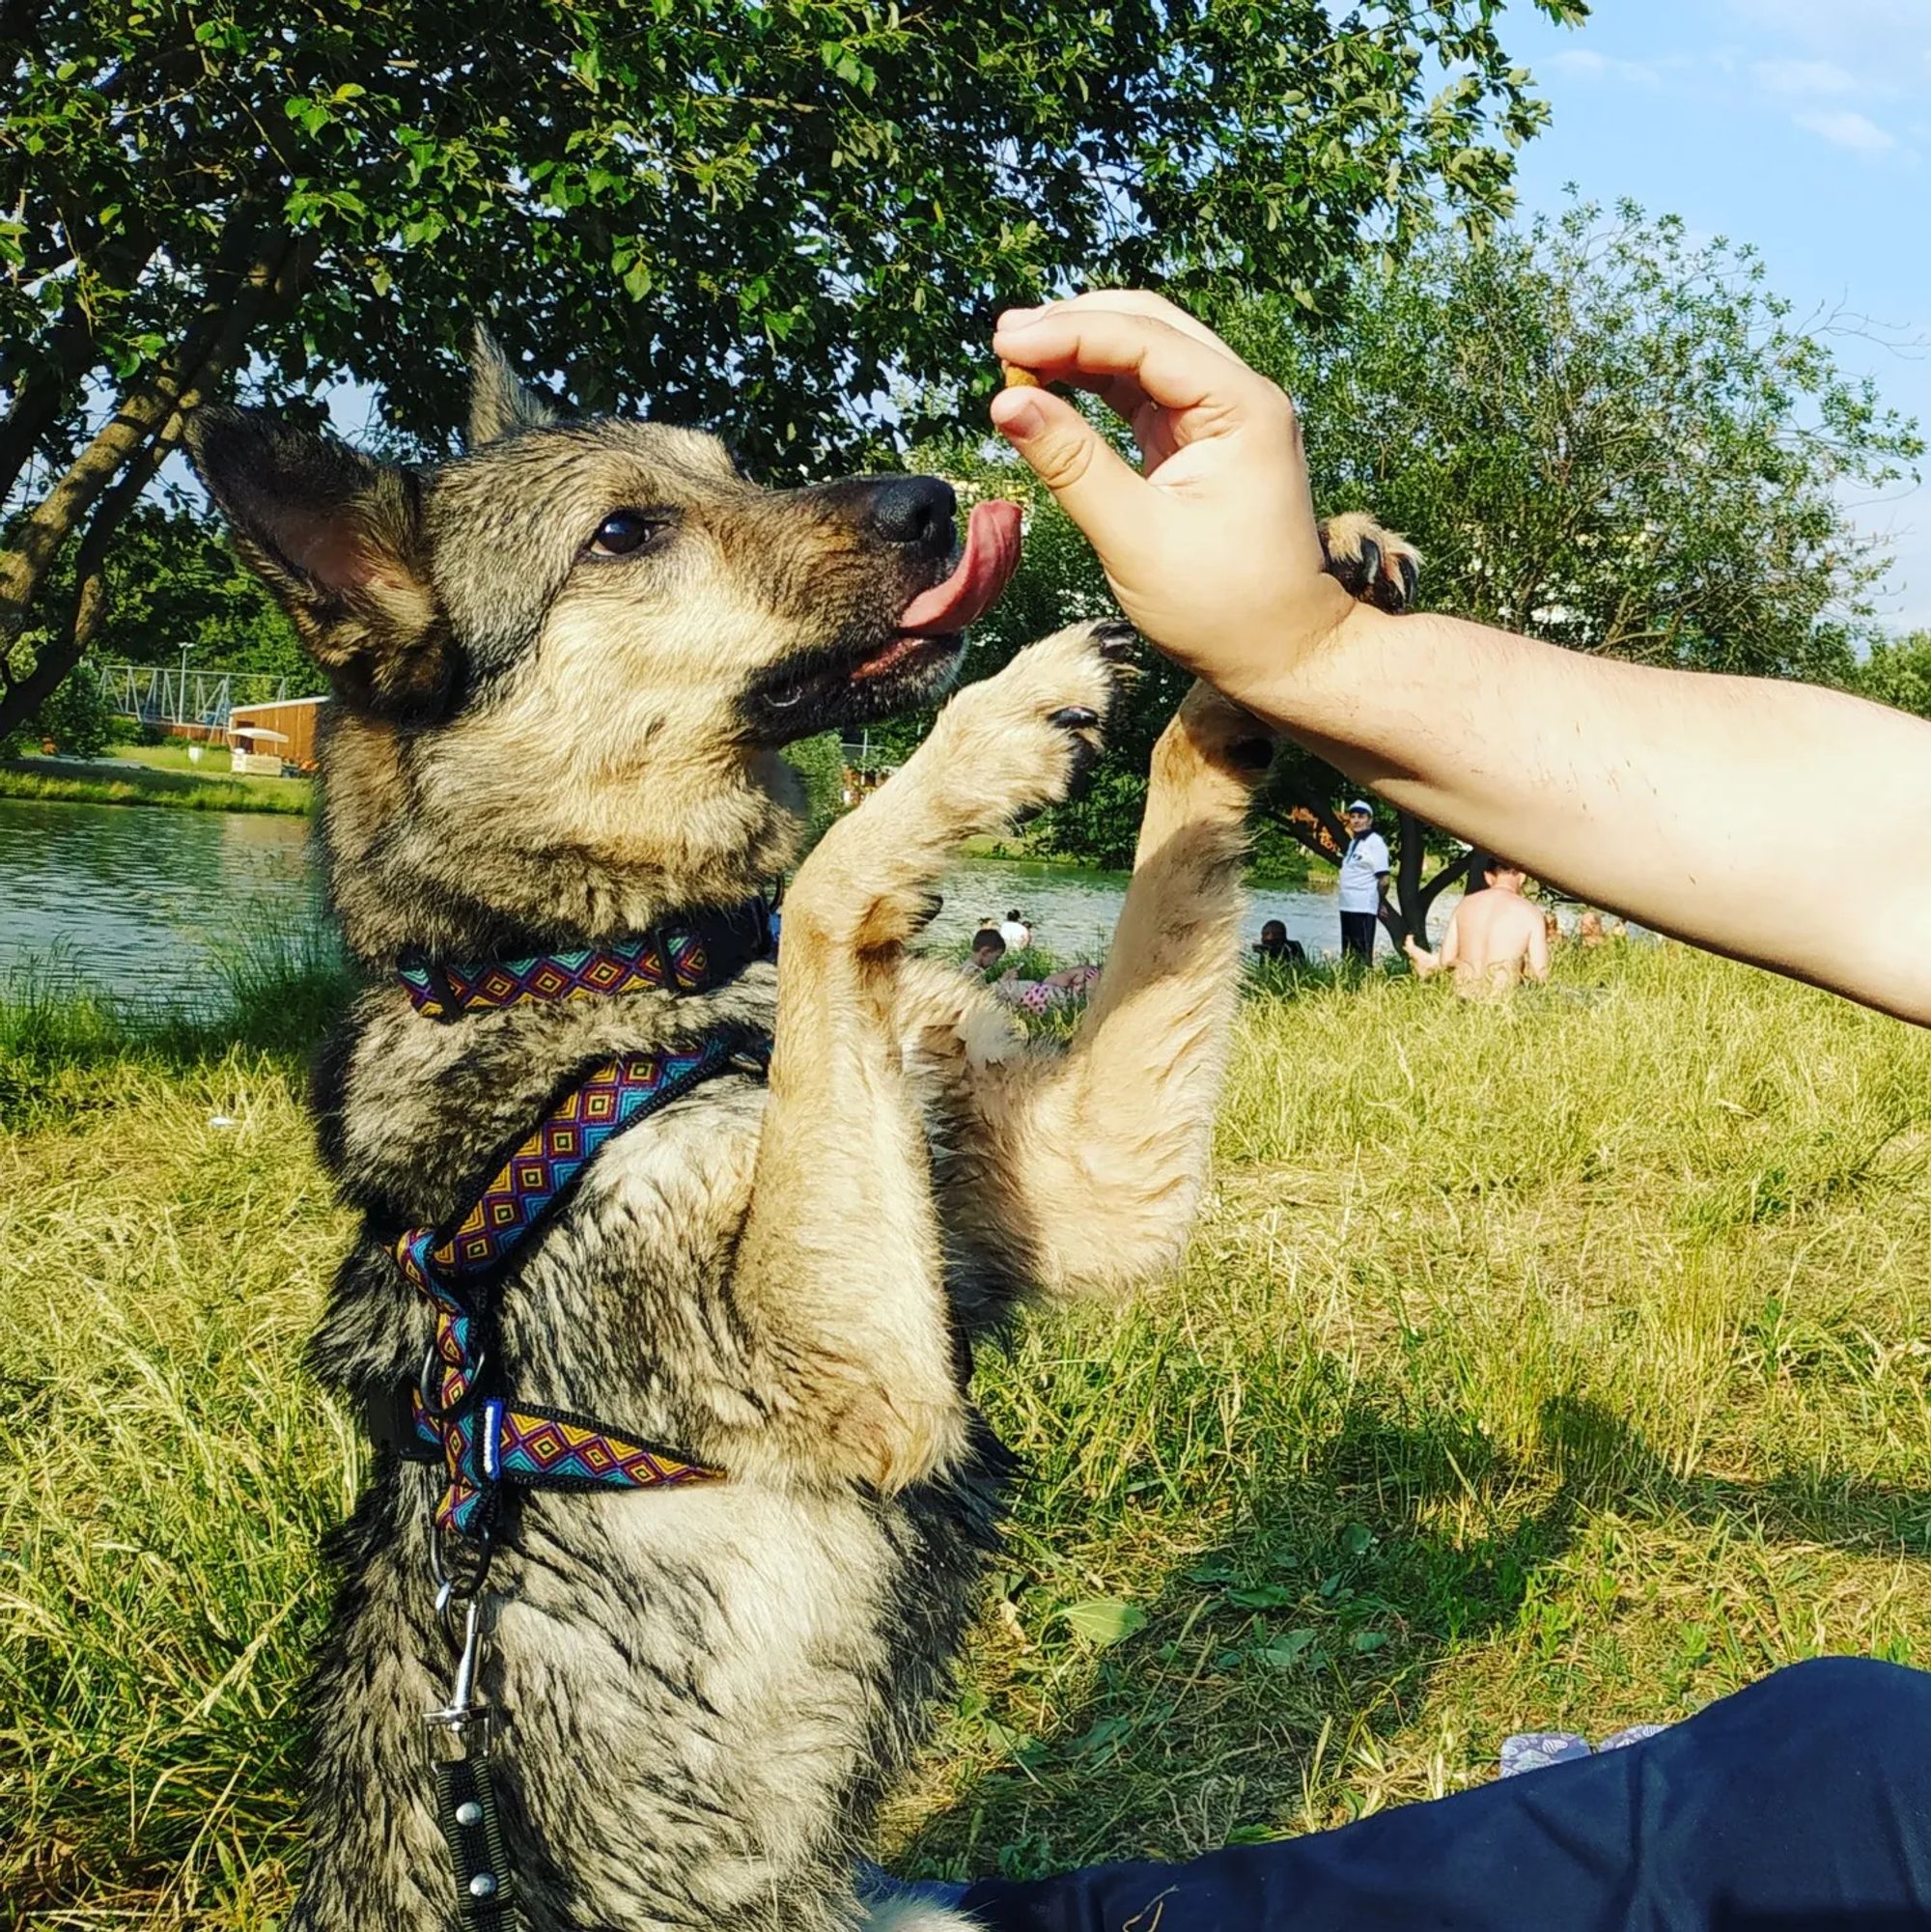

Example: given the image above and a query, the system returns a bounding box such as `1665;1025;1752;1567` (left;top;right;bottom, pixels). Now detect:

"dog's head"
187;336;1021;964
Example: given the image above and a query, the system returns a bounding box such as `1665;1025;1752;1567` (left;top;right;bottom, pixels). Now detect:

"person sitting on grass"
891;287;1931;1932
1253;917;1307;966
1403;853;1550;996
992;960;1103;1015
968;926;1007;972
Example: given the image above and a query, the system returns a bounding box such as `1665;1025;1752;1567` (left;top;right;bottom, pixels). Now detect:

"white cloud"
1795;108;1901;154
1545;47;1663;87
1752;58;1861;97
1726;0;1931;96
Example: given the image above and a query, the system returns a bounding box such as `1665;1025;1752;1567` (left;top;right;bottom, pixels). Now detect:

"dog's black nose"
864;475;957;549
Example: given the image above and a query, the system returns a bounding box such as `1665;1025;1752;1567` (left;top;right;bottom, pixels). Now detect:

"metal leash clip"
426;1587;496;1764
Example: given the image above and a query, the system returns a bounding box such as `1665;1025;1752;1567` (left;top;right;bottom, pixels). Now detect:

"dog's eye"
586;509;672;558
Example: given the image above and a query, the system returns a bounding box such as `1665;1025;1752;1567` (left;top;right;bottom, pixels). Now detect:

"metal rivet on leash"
457;1800;483;1826
470;1874;498;1898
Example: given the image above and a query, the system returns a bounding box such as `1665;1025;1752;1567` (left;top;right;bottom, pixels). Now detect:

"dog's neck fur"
315;713;808;965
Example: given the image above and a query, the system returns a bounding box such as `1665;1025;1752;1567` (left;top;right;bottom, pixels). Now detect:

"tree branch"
0;216;304;640
0;226;161;504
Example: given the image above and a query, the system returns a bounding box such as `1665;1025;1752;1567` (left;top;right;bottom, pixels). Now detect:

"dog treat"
1000;360;1042;390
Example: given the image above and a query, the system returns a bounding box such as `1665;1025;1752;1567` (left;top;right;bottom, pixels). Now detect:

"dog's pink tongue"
898;499;1023;635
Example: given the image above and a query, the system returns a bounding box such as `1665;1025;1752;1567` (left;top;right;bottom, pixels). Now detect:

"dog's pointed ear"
468;326;555;448
187;404;454;720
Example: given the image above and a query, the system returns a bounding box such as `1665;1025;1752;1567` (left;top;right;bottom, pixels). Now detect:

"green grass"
0;756;313;816
3;944;1928;1924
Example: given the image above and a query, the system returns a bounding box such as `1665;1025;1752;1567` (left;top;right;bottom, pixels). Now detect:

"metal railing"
97;662;293;728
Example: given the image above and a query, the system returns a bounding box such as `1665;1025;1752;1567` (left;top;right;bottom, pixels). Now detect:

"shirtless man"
1403;854;1550;994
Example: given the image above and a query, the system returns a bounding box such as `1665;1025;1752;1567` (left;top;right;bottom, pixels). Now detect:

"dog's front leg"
726;622;1130;1490
919;517;1421;1305
908;679;1270;1304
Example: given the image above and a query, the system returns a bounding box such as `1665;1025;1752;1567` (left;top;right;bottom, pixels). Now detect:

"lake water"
0;797;1362;1009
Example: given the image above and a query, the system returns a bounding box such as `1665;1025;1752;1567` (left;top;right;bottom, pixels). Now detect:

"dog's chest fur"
299;966;1006;1931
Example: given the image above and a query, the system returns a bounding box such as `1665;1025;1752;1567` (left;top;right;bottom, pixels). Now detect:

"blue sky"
1497;0;1931;630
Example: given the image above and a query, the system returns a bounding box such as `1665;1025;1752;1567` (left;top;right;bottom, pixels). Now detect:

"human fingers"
1003;289;1245;366
987;382;1151;553
993;307;1278;427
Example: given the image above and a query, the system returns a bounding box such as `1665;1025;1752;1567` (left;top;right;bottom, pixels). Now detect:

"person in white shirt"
998;909;1032;950
1336;800;1389;963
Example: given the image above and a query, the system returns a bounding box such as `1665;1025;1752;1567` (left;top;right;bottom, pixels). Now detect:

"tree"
2;0;1580;742
1217;201;1925;940
39;496;315;685
1855;632;1931;720
0;651;110;757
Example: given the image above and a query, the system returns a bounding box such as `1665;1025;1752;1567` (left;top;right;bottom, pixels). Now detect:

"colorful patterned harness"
390;897;776;1543
395;895;775;1931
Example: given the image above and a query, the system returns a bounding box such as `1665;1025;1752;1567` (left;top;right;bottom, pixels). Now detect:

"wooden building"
228;694;325;773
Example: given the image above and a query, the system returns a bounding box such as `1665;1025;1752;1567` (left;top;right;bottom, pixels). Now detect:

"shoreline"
0;778;1323;884
0;758;313;817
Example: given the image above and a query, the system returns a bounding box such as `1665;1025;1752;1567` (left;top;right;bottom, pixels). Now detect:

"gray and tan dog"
188;340;1414;1932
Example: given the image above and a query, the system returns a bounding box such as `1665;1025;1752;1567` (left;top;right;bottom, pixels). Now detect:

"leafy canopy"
1854;632;1931;720
6;0;1581;469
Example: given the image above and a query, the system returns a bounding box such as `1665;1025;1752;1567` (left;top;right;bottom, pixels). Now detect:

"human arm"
990;293;1931;1025
1525;910;1551;985
1404;909;1455;977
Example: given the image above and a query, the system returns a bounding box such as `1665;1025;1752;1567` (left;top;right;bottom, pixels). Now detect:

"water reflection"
0;799;1360;1009
0;798;322;1006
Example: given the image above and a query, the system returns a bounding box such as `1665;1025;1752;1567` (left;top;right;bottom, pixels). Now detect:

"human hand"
990;291;1359;690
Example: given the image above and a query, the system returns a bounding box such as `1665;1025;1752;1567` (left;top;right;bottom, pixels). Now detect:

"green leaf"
1062;1598;1147;1647
1256;1630;1318;1667
1225;1582;1296;1609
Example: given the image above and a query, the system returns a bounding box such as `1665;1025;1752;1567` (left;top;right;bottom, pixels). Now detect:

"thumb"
989;385;1147;555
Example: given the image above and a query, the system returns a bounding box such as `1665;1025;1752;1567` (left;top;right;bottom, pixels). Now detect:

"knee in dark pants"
1735;1655;1931;1774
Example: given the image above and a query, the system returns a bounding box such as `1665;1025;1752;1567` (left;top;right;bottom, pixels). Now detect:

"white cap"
1345;799;1374;815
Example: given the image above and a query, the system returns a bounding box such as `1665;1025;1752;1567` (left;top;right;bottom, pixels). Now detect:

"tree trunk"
1382;811;1480;949
0;228;160;502
0;224;312;742
0;210;294;631
1410;846;1476;943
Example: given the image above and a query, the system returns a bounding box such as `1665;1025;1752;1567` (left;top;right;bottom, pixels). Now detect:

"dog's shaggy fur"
190;340;1415;1932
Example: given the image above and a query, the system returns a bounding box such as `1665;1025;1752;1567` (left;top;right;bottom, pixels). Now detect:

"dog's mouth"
742;499;1023;742
890;499;1023;642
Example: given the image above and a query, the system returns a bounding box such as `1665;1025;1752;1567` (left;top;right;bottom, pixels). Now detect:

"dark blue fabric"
958;1658;1931;1931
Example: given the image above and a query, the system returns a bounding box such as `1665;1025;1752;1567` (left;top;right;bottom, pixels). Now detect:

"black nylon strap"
434;1750;522;1930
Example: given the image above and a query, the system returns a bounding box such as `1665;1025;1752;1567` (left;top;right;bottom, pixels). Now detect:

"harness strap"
394;1038;748;1537
398;895;777;1021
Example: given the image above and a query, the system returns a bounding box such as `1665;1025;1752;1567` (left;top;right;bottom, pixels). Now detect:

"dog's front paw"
1319;511;1420;613
787;622;1133;954
924;618;1134;836
1158;680;1275;793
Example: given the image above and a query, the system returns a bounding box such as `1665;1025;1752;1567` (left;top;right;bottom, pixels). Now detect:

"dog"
188;336;1416;1932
